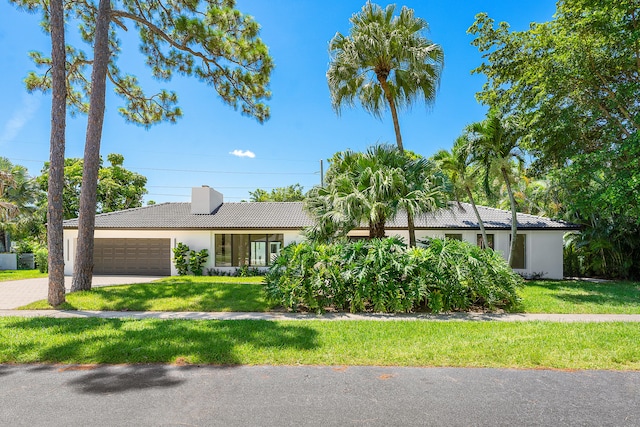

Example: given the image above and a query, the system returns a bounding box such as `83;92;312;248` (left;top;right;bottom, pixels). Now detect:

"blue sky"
0;1;556;203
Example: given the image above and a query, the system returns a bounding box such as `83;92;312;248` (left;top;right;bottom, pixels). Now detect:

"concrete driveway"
0;276;164;309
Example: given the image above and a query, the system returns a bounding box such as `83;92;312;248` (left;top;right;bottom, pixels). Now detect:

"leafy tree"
249;184;305;202
97;154;148;213
12;0;274;291
327;2;444;246
468;0;640;278
466;110;524;266
305;145;446;242
37;154;148;219
432;137;490;249
468;1;640;170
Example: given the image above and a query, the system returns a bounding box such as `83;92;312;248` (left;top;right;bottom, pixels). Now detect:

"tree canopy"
468;0;640;278
305;145;447;242
37;154;148;219
327;2;443;152
249;184;305;202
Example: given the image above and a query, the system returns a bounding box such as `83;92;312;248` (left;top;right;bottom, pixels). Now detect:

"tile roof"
63;202;579;231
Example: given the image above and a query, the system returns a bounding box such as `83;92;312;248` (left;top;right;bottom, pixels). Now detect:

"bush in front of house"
188;249;209;276
264;237;523;313
173;243;209;276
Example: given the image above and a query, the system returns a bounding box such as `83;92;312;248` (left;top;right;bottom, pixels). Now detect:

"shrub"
172;243;190;276
34;247;48;273
264;237;523;313
188;249;209;276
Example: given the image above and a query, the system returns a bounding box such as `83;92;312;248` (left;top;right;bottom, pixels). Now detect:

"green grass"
0;317;638;370
0;270;48;282
20;276;271;312
20;276;640;315
517;280;640;314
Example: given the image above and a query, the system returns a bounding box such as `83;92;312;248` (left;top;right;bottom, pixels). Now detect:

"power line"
131;166;317;176
5;158;318;176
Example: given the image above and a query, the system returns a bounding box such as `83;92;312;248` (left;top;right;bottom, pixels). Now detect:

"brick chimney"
191;185;223;214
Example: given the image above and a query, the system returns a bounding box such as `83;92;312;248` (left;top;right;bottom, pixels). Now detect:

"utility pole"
320;159;324;187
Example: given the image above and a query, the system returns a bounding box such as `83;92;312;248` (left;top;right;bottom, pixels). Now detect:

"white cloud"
230;149;256;158
0;95;40;144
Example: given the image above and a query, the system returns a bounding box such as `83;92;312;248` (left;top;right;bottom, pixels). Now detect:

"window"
510;234;526;269
216;234;284;267
477;233;494;249
215;234;232;267
445;233;462;241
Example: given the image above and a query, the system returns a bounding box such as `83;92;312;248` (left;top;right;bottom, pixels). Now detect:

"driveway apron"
0;276;163;309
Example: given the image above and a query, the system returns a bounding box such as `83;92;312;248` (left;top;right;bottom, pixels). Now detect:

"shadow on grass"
527;280;640;307
3;317;318;366
68;281;270;312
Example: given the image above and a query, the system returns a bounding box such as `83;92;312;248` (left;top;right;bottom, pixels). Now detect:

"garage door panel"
93;238;171;275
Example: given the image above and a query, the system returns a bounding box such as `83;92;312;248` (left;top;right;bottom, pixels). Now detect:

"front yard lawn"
20;277;640;315
0;317;638;370
0;270;48;282
20;276;271;312
517;280;640;314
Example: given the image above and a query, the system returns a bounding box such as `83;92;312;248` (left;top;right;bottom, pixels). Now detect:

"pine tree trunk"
502;168;518;267
72;0;111;292
466;187;490;250
47;0;66;306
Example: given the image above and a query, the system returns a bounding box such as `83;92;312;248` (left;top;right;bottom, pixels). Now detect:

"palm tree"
305;145;446;242
432;136;490;249
0;159;41;252
327;2;444;246
467;110;525;266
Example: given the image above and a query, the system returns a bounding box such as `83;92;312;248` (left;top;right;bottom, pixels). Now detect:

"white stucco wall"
63;228;564;279
62;229;305;276
413;229;565;280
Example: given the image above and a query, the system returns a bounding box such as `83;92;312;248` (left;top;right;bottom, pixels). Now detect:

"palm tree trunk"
377;76;404;151
377;75;416;246
47;0;66;306
407;211;416;247
369;221;386;239
71;0;111;292
465;187;490;250
501;168;518;267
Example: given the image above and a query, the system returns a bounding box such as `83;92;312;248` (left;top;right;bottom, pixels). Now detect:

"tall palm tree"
432;136;490;249
327;2;444;246
467;110;525;266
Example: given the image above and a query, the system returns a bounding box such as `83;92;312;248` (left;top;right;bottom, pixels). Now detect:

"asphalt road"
1;364;638;426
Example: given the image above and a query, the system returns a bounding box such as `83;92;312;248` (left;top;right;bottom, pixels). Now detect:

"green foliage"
206;266;264;277
249;184;305;202
327;3;443;151
34;247;48;273
305;145;448;242
0;158;43;246
188;249;209;276
36;154;147;219
468;1;640;278
174;244;210;276
15;0;273;125
172;242;190;276
264;237;523;313
14;240;34;254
